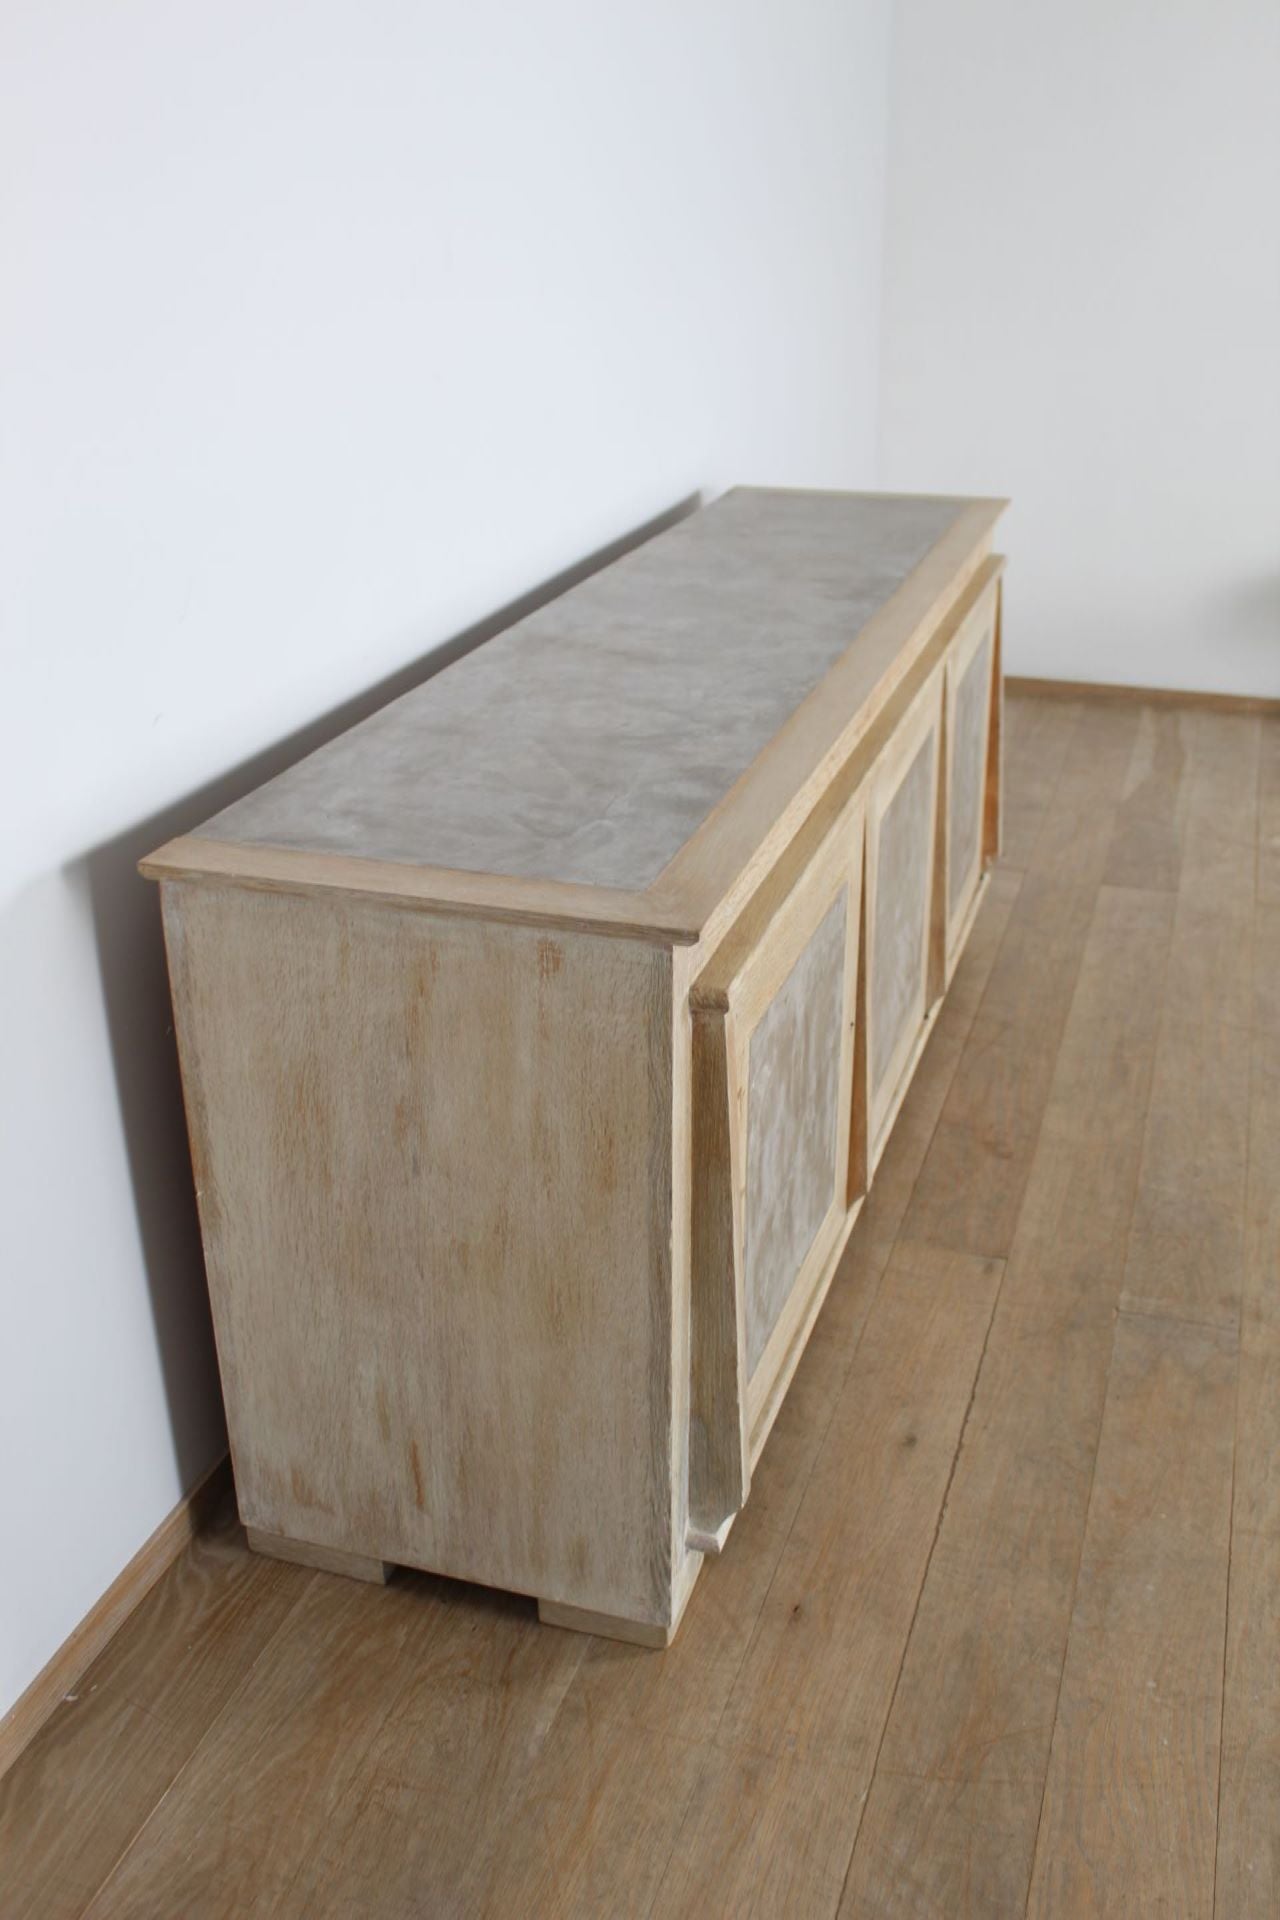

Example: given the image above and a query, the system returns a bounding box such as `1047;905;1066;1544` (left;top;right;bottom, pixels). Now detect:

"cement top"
195;489;985;896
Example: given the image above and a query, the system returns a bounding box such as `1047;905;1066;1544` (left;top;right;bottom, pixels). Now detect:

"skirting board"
0;1453;232;1783
1006;675;1280;717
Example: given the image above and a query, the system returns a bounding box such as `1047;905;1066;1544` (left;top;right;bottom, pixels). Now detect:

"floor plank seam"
1210;1324;1243;1920
1115;1302;1242;1338
834;1249;1008;1916
1212;938;1263;1919
1018;1322;1111;1920
71;1566;322;1919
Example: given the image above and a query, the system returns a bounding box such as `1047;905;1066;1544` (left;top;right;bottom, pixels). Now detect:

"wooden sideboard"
143;488;1007;1646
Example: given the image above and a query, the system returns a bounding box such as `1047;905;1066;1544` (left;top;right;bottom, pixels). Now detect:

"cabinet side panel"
161;883;675;1625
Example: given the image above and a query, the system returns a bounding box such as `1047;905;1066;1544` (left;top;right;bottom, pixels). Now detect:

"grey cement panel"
949;630;992;916
871;738;935;1094
743;888;847;1377
203;491;965;893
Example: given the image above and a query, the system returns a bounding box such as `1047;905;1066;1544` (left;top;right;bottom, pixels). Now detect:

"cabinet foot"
245;1526;391;1584
537;1597;675;1648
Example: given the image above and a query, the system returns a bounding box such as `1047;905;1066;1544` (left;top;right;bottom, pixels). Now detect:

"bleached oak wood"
163;884;681;1640
245;1529;390;1585
537;1598;679;1650
141;837;697;945
145;490;1006;1644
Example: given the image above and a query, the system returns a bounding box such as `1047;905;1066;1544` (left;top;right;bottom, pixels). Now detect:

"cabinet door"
942;576;1000;979
863;666;944;1170
687;792;863;1550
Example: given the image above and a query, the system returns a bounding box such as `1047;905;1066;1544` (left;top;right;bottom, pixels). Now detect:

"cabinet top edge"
142;490;1007;935
140;839;704;946
724;484;1010;511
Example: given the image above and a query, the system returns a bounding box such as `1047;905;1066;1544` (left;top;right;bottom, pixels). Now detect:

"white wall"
880;0;1280;696
0;0;892;1719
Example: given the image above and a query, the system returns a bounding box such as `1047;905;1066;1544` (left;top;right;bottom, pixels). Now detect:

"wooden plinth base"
537;1597;675;1649
245;1527;391;1585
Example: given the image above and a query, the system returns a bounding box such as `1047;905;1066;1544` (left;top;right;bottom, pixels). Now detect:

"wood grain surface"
163;884;680;1631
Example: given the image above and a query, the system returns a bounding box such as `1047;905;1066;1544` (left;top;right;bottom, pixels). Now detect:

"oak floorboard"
0;1491;308;1920
839;1773;1042;1920
1160;710;1259;1032
902;706;1143;1259
1119;1015;1250;1331
1164;868;1257;1040
475;1706;715;1920
300;1584;587;1920
1118;734;1254;1329
1258;717;1280;903
651;1746;863;1919
1252;899;1280;1035
712;1243;1003;1768
1214;1031;1280;1917
1103;704;1186;892
839;883;1174;1918
1001;694;1081;870
80;1571;461;1920
649;1245;1003;1914
1215;1523;1280;1920
904;1014;1064;1260
1025;1313;1238;1919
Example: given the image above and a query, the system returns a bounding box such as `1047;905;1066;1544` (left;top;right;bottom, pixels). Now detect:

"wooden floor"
4;691;1278;1919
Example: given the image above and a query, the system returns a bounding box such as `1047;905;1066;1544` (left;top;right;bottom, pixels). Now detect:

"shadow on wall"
81;490;702;1492
1206;570;1280;684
